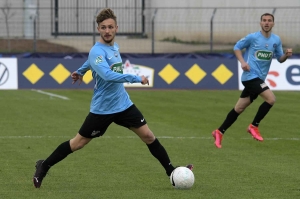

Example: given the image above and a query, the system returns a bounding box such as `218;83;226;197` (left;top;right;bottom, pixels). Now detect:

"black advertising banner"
18;58;238;89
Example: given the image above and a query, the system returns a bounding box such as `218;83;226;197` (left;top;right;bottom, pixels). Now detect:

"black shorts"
240;78;269;102
79;104;147;138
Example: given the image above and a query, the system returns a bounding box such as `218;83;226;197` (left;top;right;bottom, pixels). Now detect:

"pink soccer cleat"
212;129;223;148
247;124;263;141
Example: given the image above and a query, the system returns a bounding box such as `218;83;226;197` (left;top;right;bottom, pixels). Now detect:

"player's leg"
212;90;251;148
43;133;93;168
33;134;92;188
251;88;275;126
131;124;177;176
219;96;252;133
114;105;181;176
246;79;271;141
132;125;194;175
246;87;274;142
33;112;112;188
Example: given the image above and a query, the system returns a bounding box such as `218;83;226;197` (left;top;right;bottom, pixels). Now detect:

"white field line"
31;89;69;100
0;135;299;140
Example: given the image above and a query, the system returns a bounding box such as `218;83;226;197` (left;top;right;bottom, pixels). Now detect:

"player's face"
260;15;274;33
97;18;118;45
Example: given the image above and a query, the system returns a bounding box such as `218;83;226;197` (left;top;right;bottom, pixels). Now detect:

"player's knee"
235;107;245;114
234;105;248;114
72;143;85;151
266;96;276;105
141;130;155;144
70;138;88;151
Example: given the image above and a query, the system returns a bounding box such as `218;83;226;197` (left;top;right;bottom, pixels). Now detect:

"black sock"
252;102;273;127
218;108;240;134
42;140;73;171
147;138;175;176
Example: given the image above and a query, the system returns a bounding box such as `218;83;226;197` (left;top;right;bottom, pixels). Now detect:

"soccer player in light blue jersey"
33;8;192;188
212;13;293;148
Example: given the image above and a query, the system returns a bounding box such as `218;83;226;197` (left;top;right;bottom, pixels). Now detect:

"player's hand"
241;62;250;71
140;75;149;85
285;48;293;57
71;71;83;85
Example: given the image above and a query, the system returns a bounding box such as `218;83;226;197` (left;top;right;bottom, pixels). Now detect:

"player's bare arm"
234;49;250;71
279;48;293;63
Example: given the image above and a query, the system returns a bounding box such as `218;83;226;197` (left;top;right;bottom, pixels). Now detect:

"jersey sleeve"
274;39;284;61
76;59;90;76
234;33;254;50
89;49;142;83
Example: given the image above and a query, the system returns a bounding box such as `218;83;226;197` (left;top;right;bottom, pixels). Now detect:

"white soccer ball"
170;166;195;189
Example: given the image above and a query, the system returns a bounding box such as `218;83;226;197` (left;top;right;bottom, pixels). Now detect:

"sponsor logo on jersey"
111;62;123;74
255;50;273;61
95;56;103;64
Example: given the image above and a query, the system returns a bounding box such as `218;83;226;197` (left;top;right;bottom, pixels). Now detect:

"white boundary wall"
0;0;299;46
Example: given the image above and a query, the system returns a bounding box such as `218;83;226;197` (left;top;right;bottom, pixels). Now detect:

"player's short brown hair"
96;8;117;25
261;13;274;22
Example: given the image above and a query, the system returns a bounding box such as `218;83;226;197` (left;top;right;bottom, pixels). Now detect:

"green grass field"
0;89;299;199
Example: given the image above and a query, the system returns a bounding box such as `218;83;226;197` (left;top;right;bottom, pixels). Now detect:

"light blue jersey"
234;31;284;81
76;42;142;114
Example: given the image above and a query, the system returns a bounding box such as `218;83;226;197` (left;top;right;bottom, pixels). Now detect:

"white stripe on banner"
31;89;69;100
